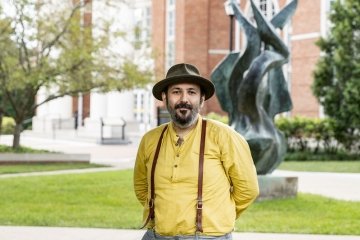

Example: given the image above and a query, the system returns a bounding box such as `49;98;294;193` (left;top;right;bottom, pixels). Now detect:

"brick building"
151;0;334;118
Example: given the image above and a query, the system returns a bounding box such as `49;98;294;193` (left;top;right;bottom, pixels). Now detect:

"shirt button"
174;165;178;168
176;154;179;157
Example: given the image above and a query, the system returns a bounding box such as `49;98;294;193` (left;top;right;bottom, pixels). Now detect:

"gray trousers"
141;229;233;240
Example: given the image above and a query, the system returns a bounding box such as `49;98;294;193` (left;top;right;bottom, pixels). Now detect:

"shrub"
275;117;359;155
284;150;360;161
1;116;15;135
205;112;229;124
276;116;313;152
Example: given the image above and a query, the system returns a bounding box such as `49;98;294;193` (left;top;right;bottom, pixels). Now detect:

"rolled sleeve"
220;130;259;219
133;137;148;206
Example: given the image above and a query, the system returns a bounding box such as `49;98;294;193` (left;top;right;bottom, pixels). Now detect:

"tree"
0;0;153;148
312;0;360;151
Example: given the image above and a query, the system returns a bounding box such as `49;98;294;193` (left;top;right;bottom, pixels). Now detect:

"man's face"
162;83;204;129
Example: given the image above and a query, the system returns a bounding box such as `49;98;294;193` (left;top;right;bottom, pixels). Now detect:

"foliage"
276;116;312;152
0;0;153;148
312;0;360;151
284;150;360;161
206;113;359;159
276;116;360;160
205;112;229;124
275;116;345;153
0;117;15;134
0;170;359;234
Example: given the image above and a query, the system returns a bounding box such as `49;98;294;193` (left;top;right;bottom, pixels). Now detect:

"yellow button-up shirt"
134;116;259;236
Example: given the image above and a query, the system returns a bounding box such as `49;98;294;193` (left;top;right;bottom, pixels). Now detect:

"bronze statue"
211;0;297;174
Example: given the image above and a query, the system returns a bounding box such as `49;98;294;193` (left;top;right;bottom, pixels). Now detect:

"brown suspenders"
141;119;207;233
140;124;168;229
196;119;207;233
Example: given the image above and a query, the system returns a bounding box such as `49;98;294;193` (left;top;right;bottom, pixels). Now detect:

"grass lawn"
0;161;358;175
278;161;360;173
0;144;54;153
0;170;359;235
0;163;107;174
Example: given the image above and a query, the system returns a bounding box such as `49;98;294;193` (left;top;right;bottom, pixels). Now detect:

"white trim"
320;0;327;37
208;49;230;55
291;32;321;41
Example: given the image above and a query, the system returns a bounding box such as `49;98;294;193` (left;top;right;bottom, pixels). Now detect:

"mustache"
175;102;193;110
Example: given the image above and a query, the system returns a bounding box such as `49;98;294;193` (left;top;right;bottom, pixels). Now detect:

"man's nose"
179;92;189;102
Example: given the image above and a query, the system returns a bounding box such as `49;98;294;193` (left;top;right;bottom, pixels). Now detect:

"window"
165;0;176;70
134;5;152;49
250;0;277;20
133;91;145;122
324;0;337;34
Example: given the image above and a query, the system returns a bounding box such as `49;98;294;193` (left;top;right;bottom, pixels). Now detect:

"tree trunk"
12;123;22;149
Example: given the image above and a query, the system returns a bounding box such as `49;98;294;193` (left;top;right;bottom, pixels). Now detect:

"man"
134;63;259;240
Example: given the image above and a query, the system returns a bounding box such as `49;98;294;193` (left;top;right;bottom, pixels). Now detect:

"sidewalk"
1;132;359;240
0;226;360;240
0;132;140;168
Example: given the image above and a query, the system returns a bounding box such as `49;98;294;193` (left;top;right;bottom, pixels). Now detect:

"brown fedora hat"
152;63;215;101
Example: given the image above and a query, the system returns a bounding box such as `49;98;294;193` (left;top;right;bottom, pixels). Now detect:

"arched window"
258;0;276;18
247;0;278;21
238;0;279;50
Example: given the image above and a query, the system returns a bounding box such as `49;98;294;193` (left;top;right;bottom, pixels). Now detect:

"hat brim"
152;75;215;101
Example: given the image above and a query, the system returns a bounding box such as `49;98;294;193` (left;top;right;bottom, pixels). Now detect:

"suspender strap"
196;119;207;233
140;125;168;229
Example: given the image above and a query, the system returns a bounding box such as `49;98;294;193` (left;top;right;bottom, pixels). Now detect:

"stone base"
0;153;90;164
257;175;298;201
97;138;132;145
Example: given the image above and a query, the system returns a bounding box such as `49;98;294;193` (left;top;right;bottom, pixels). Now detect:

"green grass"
284;151;360;161
237;194;360;235
0;163;107;174
0;170;141;229
279;161;360;173
0;144;54;153
0;170;359;235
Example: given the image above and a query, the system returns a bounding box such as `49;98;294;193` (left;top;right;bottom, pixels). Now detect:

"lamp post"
224;0;235;52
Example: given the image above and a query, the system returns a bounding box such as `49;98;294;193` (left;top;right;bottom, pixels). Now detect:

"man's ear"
161;92;167;102
200;95;205;108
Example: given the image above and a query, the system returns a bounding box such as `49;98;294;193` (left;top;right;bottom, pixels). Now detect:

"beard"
167;101;200;129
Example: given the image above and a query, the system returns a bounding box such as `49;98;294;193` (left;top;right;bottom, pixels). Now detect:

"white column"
33;87;73;132
106;91;134;121
89;91;107;119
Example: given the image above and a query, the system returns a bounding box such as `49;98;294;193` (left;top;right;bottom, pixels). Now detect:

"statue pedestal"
257;175;298;201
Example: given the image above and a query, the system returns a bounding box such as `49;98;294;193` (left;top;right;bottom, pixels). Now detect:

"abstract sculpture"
211;0;298;174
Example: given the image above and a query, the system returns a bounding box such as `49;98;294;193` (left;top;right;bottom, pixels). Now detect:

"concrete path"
1;132;360;239
1;226;360;240
0;133;139;168
274;170;360;201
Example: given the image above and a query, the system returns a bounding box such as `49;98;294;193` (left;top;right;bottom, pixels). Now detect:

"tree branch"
14;3;32;73
41;2;85;58
32;86;99;110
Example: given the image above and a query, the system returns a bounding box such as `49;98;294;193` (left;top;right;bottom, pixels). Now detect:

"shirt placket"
171;138;182;182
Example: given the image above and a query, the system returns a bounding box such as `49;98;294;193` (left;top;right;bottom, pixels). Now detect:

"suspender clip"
197;200;203;209
148;198;154;208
